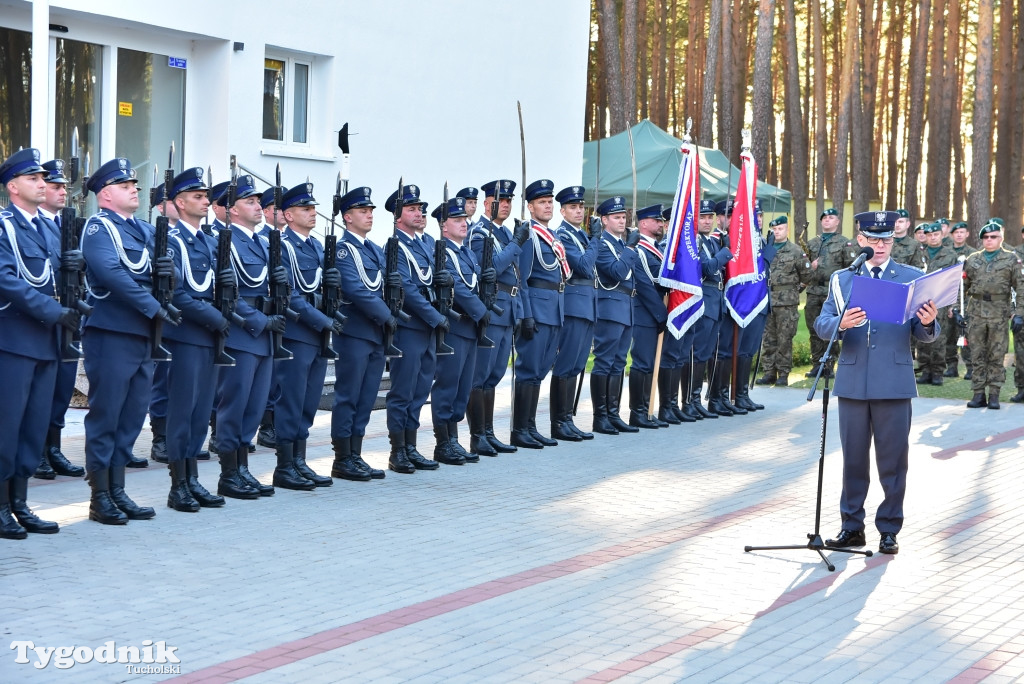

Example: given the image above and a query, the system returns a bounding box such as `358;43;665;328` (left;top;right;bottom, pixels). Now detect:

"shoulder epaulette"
0;210;12;220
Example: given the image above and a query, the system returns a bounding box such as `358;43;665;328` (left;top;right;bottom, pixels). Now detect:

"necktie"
871;266;882;279
31;217;44;233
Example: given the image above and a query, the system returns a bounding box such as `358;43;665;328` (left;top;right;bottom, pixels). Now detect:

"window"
0;26;32;160
263;54;310;144
55;37;103;214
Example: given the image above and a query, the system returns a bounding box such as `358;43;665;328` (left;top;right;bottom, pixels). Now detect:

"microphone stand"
744;268;873;571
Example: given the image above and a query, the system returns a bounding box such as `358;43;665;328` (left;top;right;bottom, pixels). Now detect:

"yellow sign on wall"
118;102;133;116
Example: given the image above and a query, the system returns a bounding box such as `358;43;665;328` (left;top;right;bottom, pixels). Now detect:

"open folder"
846;262;963;325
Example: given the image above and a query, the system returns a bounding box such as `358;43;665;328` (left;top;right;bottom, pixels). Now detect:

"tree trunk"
924;0;945;217
992;0;1015;223
811;0;827;222
904;0;930;219
719;0;735;159
885;3;905;209
597;0;627;135
970;0;994;236
781;0;807;233
1008;0;1024;241
622;0;638;128
832;0;859;220
700;0;723;147
751;0;776;180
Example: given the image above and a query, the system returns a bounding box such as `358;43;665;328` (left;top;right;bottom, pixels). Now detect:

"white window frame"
263;51;311;147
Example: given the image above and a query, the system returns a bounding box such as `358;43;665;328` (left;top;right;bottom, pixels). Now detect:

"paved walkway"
3;379;1023;683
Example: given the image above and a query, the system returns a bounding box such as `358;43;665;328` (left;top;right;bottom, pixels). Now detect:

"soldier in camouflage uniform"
944;222;977;378
916;223;958;385
963;221;1024;410
757;216;811;386
1012;226;1024;403
890;209;926;269
803;208;859;377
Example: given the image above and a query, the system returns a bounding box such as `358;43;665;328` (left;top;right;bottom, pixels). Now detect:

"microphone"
848;246;874;272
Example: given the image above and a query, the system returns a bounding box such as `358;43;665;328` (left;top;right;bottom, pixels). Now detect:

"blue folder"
846;263;963;325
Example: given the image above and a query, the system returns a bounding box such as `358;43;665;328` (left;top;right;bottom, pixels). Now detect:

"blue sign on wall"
168;57;187;69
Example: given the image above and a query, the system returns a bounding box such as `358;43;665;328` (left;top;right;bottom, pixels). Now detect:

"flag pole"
731;129;752;402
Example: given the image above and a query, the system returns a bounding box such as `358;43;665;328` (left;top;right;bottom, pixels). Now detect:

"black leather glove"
156;307;182;326
436;317;450;332
954;312;967;328
60;249;85;272
384;316;399;335
264;314;287;334
215;268;236;290
322;267;341;290
154;255;175;279
57;307;82;330
331;319;345;335
656;319;667;335
719;231;731;251
513;222;531;246
481;267;497;285
479;311;491;327
765;231;776;247
386;271;403;289
270;265;289;287
625;230;641;249
1012;315;1024;334
216;315;232;333
589;216;603;238
520;316;537;340
433;269;454;289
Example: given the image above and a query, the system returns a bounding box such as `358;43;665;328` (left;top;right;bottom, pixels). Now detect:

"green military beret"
914;222;928;233
768;216;787;227
951;221;968;231
936;217;950;226
896;209;909;218
979;220;1003;237
922;222;941;234
820;208;838;219
989;217;1005;226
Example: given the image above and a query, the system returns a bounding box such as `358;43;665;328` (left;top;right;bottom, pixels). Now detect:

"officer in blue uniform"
162;167;227;511
551;185;599;442
467;180;530;456
383;184;449;474
34;158;88;479
629;204;669;429
273;182;339;490
591;196;641;434
329;187;394;481
456;187;479;228
733;199;777;412
430;197;493;464
512;179;567;449
816;211;939;555
145;181;177;468
707;199;746;417
0;149;68;538
655;205;697;425
215;174;290;499
689;199;733;419
80;157;178;524
256;185;286;450
207;182;229;234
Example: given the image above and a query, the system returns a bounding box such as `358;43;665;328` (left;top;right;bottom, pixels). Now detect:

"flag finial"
683;118;693;144
741;129;751;152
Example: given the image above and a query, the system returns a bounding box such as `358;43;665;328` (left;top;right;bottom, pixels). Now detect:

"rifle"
383;177;410;358
477;186;504;350
151;142;180;361
268;163;298;360
319;172;346;359
433;182;455;356
213;224;243;366
58;138;93;362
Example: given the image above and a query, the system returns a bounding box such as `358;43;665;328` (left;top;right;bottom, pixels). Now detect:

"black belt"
241;296;268;312
614;284;636;297
497;282;519;297
527;278;565;293
567;276;597;288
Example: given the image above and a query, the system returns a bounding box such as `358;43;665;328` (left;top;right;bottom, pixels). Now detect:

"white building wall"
7;0;591;241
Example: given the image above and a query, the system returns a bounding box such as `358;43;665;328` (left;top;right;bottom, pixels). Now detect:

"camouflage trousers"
804;294;839;370
762;305;801;373
967;315;1010;393
918;306;951;376
1015;327;1024;390
944;309;971;372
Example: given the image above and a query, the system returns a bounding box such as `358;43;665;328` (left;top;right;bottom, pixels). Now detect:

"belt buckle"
629;289;637;297
592;278;598;289
718;281;724;291
558;282;565;293
510;286;519;297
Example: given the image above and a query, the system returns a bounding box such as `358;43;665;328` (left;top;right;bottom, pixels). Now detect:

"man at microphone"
814;211;939;555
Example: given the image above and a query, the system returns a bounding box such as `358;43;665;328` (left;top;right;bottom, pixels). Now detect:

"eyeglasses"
864;237;894;245
982;234;1001;239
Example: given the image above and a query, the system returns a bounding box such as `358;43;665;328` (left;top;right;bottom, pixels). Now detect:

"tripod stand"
744;290;873;571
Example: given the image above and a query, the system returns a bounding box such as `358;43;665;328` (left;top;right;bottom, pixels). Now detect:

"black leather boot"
257;409;277;449
406;429;440;469
388;432;416;473
237;446;274;496
988;392;1001;410
550;376;581;441
125;451;149;468
273;442;316;490
45;426;84;476
510;382;545;449
707;361;738;416
526;384;557;446
563;374;593;440
689;361;717;419
167;460;200;512
450;422;478;462
591;373;618;434
1011;388;1024;403
756;369;777;385
34;448;56;480
352;435;385;479
468;389;498;456
734;357;764;411
629;372;661;429
186;458;225;506
293;439;333;486
608;373;639;433
150;416;169;464
432;423;464;465
678;365;701;421
88;469;128;525
330;436;371;481
9;478;59;533
966;392;987;408
483;387;517;452
217;447;260;499
718;363;747;415
669;367;696;423
0;481;28;539
657;369;681;425
110;465;155;519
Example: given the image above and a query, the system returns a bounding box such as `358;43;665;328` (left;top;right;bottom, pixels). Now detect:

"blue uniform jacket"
698;233;732;320
469;218;523;327
281;228;332;346
0;208;63;359
81;210;161;337
336;233;391;344
517;221;565;326
225;228;272;355
814;262;940;400
165;223;224;347
443;237;488;340
633;236;668;329
595;231;638;325
557;219;599;321
394;230;444;332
